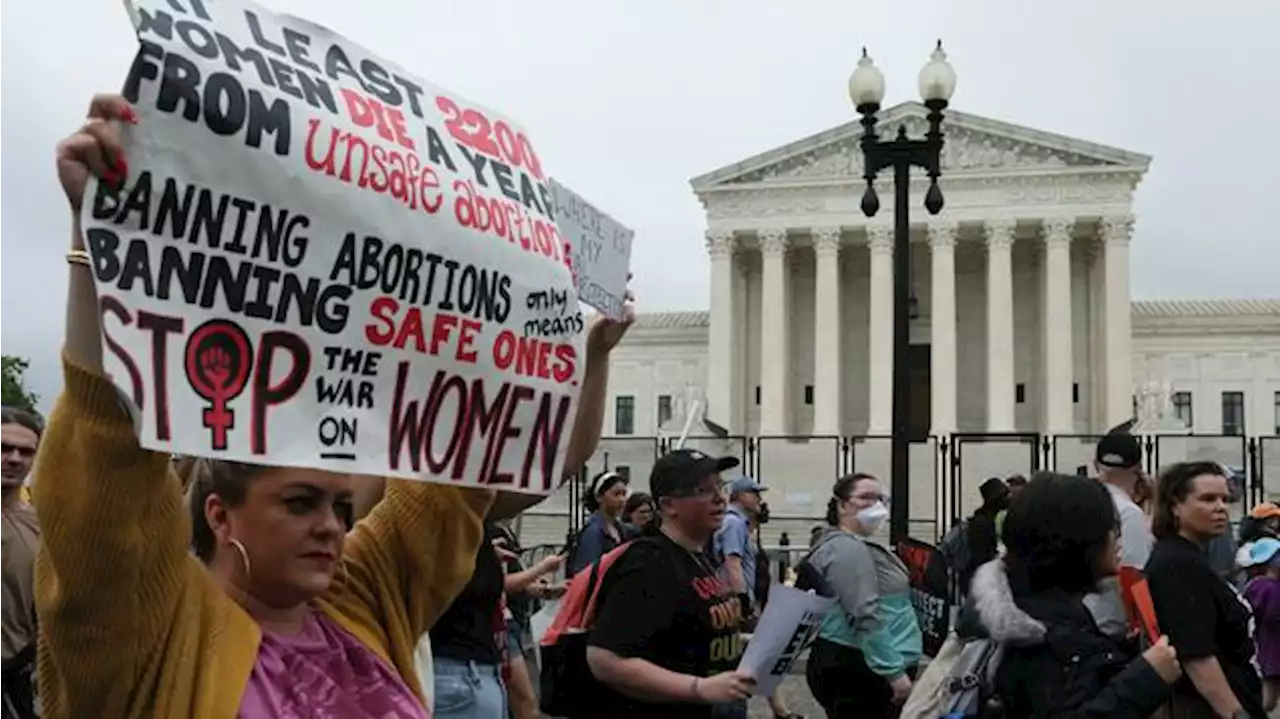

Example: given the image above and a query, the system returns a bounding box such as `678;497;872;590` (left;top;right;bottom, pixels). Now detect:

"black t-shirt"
431;522;505;664
1145;535;1264;717
587;533;746;719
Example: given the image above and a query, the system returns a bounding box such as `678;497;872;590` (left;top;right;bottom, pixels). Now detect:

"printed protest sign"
736;585;834;696
548;180;633;320
897;538;953;657
81;0;585;493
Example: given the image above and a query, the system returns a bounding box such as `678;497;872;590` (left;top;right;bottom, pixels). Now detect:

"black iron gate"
946;433;1042;532
1258;437;1280;506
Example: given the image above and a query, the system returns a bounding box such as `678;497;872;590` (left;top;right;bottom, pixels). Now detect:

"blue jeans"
433;657;507;719
709;698;748;719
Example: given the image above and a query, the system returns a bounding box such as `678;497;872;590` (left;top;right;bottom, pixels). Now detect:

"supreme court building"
518;102;1280;546
694;101;1148;439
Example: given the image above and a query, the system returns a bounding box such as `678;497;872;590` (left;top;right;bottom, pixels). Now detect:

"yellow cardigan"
33;358;494;718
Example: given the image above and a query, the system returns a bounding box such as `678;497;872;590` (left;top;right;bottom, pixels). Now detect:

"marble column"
929;220;959;435
1100;215;1134;428
1041;218;1075;434
812;227;843;436
759;229;791;435
984;219;1017;432
706;230;738;431
866;224;893;434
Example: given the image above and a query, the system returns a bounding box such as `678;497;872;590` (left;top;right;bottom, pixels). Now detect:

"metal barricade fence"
1254;436;1280;505
1050;435;1104;475
754;435;842;524
517;432;1280;549
948;433;1040;528
1154;434;1250;519
840;435;943;543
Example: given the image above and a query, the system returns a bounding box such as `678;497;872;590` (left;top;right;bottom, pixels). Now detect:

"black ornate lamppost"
849;42;957;545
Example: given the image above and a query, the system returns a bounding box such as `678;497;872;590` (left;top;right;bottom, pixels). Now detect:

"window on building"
1015;383;1025;404
1072;383;1080;404
755;386;761;405
657;395;673;426
804;385;814;405
615;395;635;435
1172;391;1193;430
615;465;631;482
1274;391;1280;435
1221;391;1245;436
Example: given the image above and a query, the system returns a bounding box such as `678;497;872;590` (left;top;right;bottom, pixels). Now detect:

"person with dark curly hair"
955;472;1180;718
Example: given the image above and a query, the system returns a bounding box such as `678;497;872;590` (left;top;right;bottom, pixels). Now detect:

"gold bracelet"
66;249;91;267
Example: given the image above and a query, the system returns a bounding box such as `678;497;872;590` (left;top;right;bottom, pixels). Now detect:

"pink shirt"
238;610;428;719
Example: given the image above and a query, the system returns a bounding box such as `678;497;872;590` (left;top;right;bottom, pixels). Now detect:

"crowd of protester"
5;90;1280;719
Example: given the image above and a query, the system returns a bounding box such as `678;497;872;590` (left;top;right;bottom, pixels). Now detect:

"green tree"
1;355;40;415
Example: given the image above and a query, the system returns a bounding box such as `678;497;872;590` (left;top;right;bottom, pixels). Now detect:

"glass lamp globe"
918;40;957;103
848;48;886;109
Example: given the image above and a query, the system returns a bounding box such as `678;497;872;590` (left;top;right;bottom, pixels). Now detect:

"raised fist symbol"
184;319;254;452
200;346;233;389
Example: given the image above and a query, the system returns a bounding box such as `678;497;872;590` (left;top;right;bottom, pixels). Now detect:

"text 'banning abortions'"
83;0;584;493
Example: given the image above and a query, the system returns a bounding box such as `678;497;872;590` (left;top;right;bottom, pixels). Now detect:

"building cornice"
691;101;1151;191
622;305;1280;349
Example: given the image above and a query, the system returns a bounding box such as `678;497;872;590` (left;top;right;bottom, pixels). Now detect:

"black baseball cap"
1096;432;1142;469
650;449;740;500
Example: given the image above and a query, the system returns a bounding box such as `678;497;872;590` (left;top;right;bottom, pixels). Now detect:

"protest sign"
81;0;585;493
548;180;633;320
736;585;834;696
897;538;953;657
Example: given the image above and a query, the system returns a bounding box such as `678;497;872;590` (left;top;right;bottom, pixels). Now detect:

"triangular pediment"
690;102;1151;190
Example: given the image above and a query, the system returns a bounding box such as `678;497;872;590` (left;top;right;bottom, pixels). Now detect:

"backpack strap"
792;531;850;597
578;538;646;630
798;529;846;566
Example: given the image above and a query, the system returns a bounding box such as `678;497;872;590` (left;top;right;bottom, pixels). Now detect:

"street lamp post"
849;41;957;545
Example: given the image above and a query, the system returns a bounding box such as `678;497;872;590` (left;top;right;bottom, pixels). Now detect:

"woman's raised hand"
55;93;136;214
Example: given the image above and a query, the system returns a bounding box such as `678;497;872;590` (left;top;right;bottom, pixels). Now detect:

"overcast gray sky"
3;0;1276;412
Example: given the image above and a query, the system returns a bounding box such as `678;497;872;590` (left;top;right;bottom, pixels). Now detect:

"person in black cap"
959;477;1011;593
584;449;756;718
1084;427;1155;641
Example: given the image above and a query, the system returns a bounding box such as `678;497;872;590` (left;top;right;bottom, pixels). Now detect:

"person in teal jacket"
804;473;922;719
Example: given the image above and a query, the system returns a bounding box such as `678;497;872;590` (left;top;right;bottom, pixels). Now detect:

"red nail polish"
121;106;138;124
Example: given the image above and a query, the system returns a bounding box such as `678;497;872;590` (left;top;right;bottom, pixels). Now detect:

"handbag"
900;633;966;719
538;631;592;717
899;632;1002;719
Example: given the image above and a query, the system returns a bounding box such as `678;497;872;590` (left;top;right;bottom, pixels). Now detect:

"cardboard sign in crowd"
83;0;631;494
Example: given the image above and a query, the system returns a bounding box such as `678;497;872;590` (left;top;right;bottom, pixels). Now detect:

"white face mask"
855;502;890;535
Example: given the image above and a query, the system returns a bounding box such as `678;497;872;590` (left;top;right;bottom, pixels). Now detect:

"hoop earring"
229;537;252;582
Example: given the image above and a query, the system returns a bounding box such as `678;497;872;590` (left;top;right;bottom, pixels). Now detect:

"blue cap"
727;475;767;496
1246;538;1280;567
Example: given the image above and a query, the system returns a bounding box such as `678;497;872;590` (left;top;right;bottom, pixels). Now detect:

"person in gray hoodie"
803;473;922;718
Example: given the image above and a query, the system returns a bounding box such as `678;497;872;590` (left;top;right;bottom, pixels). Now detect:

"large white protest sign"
737;585;834;696
548;180;633;320
81;0;585;493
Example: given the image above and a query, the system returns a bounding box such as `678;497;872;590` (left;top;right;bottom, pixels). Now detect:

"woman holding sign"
34;93;626;719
